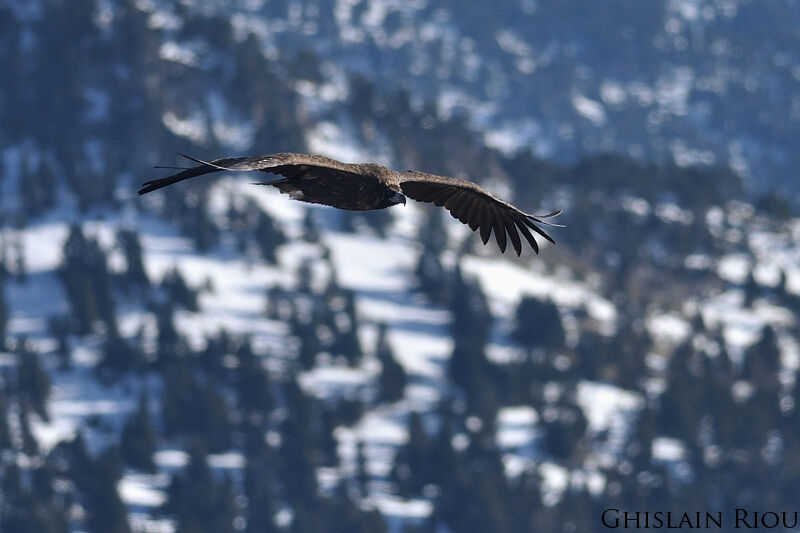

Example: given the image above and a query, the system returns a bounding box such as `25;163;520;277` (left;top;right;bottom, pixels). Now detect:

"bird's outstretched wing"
138;153;363;195
399;171;562;256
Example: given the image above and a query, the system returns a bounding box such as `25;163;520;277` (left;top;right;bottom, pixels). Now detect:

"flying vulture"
138;153;562;256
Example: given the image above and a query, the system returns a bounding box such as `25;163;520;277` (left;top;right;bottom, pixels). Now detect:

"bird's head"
389;190;406;206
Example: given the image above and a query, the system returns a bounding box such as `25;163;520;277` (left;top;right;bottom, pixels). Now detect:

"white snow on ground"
31;367;138;454
750;225;800;293
652;437;685;461
154;449;189;470
307;121;387;165
159;41;198;66
300;362;377;398
371;494;432;520
12;222;70;273
206;93;256;152
128;513;175;533
538;462;569;506
647;312;691;345
576;381;642;460
572;94;607;126
162;110;208;145
208;451;246;469
717;253;751;283
5;272;69;337
461;255;617;328
497;406;538;448
336;408;409;480
119;473;169;508
701;290;795;352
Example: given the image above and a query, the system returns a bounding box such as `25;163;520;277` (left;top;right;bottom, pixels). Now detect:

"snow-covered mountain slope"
3;152;797;530
2;1;800;531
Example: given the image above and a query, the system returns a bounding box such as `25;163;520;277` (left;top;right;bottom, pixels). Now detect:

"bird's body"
139;152;562;255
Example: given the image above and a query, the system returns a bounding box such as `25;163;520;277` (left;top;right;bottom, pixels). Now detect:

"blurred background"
1;0;799;531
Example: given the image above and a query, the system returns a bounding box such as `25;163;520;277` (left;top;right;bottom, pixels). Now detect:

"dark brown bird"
139;152;562;256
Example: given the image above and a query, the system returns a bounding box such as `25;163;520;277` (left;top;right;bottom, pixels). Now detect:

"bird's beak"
392;191;406;205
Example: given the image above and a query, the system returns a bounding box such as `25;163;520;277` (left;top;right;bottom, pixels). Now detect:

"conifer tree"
449;267;491;348
154;303;186;366
302;209;321;243
83;447;130;533
99;329;144;380
59;225;115;334
48;316;71;369
375;323;406;403
414;248;449;303
278;378;318;510
743;325;781;388
244;446;278;533
513;296;565;353
317;407;340;467
391;411;430;498
16;339;51;421
540;395;588;463
18;401;40;455
121;395;156;472
355;440;370;498
0;459;70;533
161;268;199;312
743;268;759;307
254;208;286;264
237;339;274;420
115;229;149;289
325;481;387;533
330;289;363;366
0;281;7;349
163;441;236;533
0;391;10;451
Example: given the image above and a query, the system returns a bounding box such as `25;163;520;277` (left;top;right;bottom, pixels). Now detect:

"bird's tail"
138;153;251;195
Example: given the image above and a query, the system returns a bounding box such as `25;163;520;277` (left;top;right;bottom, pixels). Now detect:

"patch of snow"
208;452;246;469
685;253;713;270
495;29;533;57
119;474;169;508
162;110;208;144
372;494;432;519
538;462;569;506
306;122;376;164
159;41;198;66
206;93;255;152
652;436;685;461
670;139;716;166
655;202;694;225
300;363;376;399
129;514;175;533
497;406;538;448
483;119;543;155
717;254;751;284
620;195;651;217
576;381;642;462
154;449;189;469
572;94;607;126
460;255;617;329
701;291;795;353
647;313;691;344
600;81;628;107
